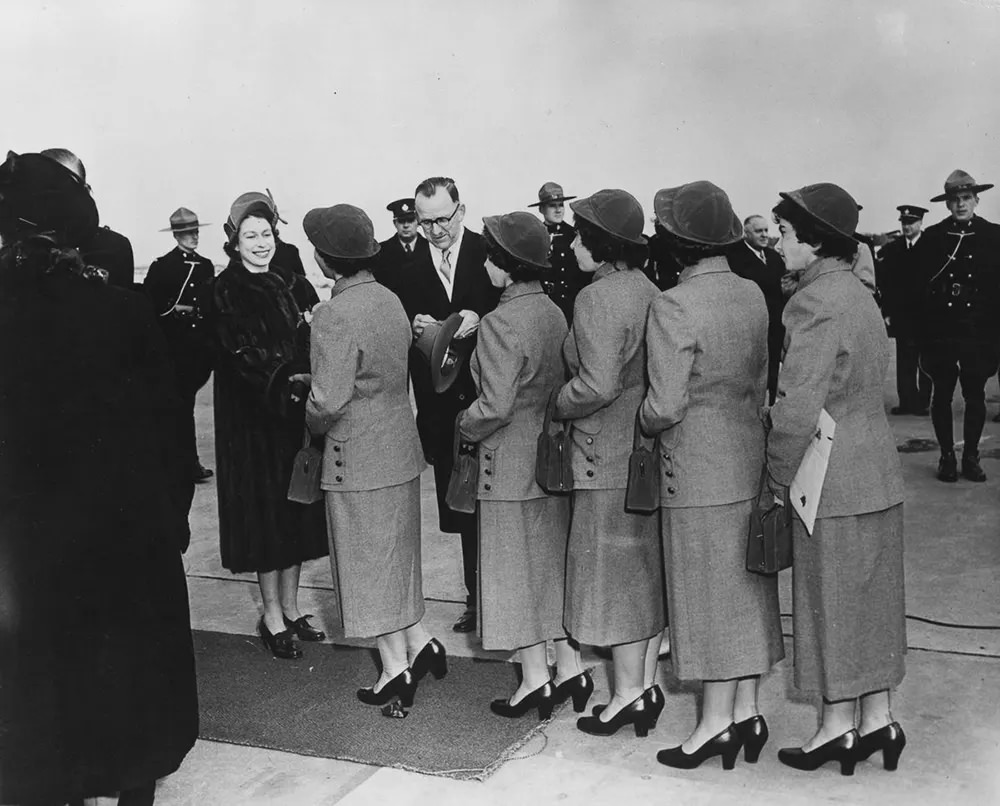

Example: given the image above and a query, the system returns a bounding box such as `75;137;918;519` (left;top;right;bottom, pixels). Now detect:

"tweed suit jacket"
767;257;904;517
556;266;659;490
459;281;569;501
640;258;768;508
306;271;425;492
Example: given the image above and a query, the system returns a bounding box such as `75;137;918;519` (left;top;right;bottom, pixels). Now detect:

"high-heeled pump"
283;614;326;642
777;729;859;776
734;714;768;763
577;692;655;737
357;668;417;708
856;722;906;771
592;683;664;726
410;637;448;682
258;617;302;660
551;671;594;713
490;681;555;720
656;724;742;770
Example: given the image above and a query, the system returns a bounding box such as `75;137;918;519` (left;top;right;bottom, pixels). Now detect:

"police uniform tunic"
541;220;587;322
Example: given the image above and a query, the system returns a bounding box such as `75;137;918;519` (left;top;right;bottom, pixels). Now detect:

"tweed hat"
224;191;279;242
652;181;743;246
778;183;860;241
930;169;994;203
303;204;380;260
570;189;645;245
483;211;551;270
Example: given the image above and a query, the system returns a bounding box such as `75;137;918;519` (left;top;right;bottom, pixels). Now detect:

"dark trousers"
431;459;478;608
895;337;932;412
919;340;1000;454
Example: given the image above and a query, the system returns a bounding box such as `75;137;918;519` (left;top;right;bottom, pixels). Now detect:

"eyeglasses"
417;204;461;231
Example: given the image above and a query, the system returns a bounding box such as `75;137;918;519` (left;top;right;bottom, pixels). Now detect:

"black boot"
937;450;958;483
961;452;987;482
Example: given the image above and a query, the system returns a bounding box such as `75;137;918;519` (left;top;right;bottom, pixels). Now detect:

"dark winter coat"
206;259;328;572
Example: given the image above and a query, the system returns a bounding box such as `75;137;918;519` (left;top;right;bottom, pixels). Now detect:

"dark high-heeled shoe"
734;714;769;763
283;614;326;642
577;692;655;737
592;683;664;724
551;671;594;713
411;637;448;682
656;724;742;770
258;617;302;660
777;729;859;776
856;722;906;771
357;668;417;708
490;681;555;720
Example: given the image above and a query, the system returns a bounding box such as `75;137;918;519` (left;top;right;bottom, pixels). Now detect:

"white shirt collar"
429;228;464;300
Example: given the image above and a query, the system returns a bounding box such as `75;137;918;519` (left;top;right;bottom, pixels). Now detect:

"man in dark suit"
398;177;500;633
875;205;932;416
726;214;787;404
913;169;1000;483
40;147;136;288
373;197;429;296
144;207;216;485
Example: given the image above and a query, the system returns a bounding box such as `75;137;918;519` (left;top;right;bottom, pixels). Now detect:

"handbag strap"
302;428;313;450
632;407;649;451
453;411;464;464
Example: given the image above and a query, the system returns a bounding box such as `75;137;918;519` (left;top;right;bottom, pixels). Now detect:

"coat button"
484;453;492;460
333;445;341;453
586;455;594;462
667;486;676;494
458;394;466;401
586;469;594;477
336;475;343;482
335;460;343;467
484;468;492;475
665;470;674;477
484;483;492;491
586;437;594;444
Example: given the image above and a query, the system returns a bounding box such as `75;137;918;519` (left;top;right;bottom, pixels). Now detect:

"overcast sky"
5;0;1000;267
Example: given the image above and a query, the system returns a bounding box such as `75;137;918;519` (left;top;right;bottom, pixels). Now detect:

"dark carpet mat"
193;630;557;781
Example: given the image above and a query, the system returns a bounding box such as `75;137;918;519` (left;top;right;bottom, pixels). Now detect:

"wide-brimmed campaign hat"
528;181;577;208
570;189;645;245
0;151;98;248
159;206;209;233
778;183;859;241
303;204;380;260
653;181;743;247
482;211;551;270
930;169;994;202
897;204;928;222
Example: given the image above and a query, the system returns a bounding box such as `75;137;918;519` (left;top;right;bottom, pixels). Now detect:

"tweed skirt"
324;477;424;638
564;489;665;646
662;499;784;681
792;504;906;699
478;496;571;650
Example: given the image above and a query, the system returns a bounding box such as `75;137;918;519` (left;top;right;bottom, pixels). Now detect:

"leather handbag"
625;408;660;514
746;466;794;574
287;429;324;504
535;388;573;494
445;413;478;514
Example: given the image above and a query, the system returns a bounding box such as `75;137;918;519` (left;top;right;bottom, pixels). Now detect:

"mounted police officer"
529;182;587;322
914;170;1000;483
144;207;216;483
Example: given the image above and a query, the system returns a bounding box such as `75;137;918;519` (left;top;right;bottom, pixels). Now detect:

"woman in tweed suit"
458;212;588;720
769;184;906;775
304;204;446;709
555;189;665;737
640;182;784;771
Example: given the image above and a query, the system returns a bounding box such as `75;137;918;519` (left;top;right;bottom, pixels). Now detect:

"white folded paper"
790;408;836;534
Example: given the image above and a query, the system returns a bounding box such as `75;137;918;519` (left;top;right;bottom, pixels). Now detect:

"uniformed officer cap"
387;198;417;221
896;205;928;222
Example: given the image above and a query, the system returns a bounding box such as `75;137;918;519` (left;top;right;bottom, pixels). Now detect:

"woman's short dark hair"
575;216;647;269
315;250;373;278
656;226;729;268
771;198;858;262
482;228;540;283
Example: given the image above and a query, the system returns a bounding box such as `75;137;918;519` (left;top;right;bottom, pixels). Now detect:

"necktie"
440;249;452;283
758;250;766;264
405;243;412;254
